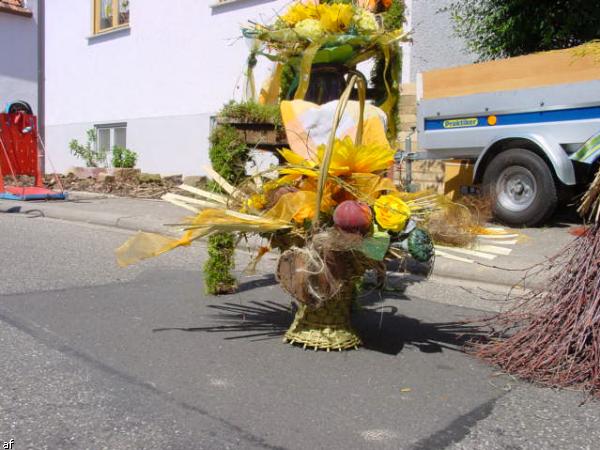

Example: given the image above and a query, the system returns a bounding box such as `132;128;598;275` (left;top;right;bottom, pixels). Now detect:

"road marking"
360;429;399;442
474;244;513;255
435;245;497;260
435;249;474;264
477;234;519;240
209;378;231;388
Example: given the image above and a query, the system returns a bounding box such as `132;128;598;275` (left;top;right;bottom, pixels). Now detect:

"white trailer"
413;47;600;226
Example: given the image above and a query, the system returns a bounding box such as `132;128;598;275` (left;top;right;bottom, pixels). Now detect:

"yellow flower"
353;9;379;32
374;194;411;232
297;177;339;213
281;4;318;26
247;193;268;211
279;138;394;179
295;18;325;41
317;4;354;33
262;174;300;193
317;137;395;176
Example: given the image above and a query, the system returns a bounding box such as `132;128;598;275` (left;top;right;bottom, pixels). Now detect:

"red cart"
0;101;66;200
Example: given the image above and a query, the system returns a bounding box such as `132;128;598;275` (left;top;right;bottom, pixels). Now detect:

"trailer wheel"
482;149;558;227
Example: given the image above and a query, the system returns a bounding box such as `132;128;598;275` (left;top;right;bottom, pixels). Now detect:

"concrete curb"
0;196;176;236
0;195;549;290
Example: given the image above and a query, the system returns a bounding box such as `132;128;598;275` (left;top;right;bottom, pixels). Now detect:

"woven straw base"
284;295;362;351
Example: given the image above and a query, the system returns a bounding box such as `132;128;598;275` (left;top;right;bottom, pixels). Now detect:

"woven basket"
284;284;361;351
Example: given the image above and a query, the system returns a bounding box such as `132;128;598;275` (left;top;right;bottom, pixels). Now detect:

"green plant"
369;0;405;142
203;232;238;295
208;124;250;186
219;101;282;127
69;129;108;168
111;146;138;168
448;0;600;60
204;103;254;295
279;63;296;101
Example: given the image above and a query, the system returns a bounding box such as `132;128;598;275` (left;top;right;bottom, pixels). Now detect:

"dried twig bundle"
470;167;600;397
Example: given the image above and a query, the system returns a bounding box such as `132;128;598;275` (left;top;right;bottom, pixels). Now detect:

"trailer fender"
473;133;576;186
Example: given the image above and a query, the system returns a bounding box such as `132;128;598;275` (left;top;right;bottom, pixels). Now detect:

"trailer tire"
482;149;558;227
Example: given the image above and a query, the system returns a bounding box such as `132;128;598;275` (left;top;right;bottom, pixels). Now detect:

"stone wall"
397;83;445;193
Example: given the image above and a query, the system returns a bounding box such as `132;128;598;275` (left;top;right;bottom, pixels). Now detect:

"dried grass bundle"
426;199;479;247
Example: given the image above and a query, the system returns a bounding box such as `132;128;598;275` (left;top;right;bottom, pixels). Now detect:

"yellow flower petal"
279;167;319;178
317;137;395;176
347;173;397;203
279;148;311;166
317;4;354;33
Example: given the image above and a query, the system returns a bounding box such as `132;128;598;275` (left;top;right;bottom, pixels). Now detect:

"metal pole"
37;0;45;175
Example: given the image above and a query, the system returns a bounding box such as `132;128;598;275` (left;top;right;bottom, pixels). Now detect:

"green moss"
219;101;282;127
205;101;264;295
208;124;249;186
280;63;296;101
382;1;405;32
204;232;238;295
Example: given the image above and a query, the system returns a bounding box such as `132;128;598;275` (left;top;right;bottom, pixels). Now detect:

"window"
95;123;127;154
93;0;129;34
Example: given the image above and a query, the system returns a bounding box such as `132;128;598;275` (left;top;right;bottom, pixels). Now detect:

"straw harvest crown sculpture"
116;73;437;350
115;0;450;351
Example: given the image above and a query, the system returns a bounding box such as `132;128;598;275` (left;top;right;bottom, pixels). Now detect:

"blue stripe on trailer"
425;105;600;131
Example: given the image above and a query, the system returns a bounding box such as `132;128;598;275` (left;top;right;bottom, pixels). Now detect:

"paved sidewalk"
0;193;579;289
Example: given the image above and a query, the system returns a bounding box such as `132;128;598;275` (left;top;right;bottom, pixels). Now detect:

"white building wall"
0;0;38;113
402;0;476;83
45;0;289;175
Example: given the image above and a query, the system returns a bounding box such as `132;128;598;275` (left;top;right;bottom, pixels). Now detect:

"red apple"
333;200;373;234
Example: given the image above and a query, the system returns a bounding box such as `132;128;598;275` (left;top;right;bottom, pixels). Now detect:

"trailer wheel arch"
473;138;559;185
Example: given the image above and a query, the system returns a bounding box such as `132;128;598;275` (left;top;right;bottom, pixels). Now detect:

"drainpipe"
37;0;45;174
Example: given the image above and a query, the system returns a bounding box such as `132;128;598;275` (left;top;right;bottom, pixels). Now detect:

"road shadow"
549;203;583;227
0;205;23;213
354;306;486;355
359;269;428;305
154;299;486;355
154;300;291;342
0;205;45;218
235;274;279;293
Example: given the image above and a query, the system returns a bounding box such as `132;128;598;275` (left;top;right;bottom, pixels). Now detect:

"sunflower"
279;138;394;178
317;137;395;176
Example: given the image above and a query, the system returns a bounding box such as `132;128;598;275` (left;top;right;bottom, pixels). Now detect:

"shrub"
449;0;600;60
111;146;138;168
69;129;108;168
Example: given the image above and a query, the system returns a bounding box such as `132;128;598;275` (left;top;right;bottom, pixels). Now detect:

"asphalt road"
0;212;598;449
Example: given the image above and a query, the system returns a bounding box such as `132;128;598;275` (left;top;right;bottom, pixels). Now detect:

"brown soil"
3;174;207;200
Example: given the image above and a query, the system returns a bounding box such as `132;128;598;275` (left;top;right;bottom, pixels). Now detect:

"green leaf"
313;44;356;64
359;232;390;261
